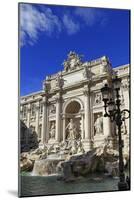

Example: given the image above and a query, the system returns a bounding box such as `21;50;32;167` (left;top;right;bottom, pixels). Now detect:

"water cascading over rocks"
20;136;130;181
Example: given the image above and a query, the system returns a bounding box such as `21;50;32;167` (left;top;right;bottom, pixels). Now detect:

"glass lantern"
101;84;111;100
112;76;121;90
108;99;115;112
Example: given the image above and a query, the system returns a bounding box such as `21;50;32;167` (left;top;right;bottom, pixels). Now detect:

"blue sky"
20;3;130;96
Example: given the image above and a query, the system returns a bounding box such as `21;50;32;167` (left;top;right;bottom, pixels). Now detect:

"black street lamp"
101;76;130;191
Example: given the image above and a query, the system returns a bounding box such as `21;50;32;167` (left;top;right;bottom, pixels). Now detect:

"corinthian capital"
42;96;48;105
55;93;62;102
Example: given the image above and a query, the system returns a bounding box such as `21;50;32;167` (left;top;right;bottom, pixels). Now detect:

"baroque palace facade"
20;52;130;152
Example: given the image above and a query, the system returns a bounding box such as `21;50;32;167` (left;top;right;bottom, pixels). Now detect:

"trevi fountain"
20;52;130;196
20;118;129;196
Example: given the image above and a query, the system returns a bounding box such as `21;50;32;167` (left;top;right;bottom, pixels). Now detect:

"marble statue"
82;63;92;79
56;73;62;88
94;114;103;135
77;140;85;154
65;119;77;140
43;79;50;91
70;140;77;155
49;122;55;139
63;51;82;71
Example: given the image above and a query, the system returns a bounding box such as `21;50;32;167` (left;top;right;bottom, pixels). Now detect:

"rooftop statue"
56;73;64;88
62;51;83;72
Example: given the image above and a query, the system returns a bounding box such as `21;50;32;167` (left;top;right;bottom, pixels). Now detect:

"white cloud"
75;7;101;26
63;14;80;35
20;4;106;47
20;4;61;46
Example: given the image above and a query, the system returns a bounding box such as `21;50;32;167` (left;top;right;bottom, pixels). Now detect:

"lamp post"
101;77;130;191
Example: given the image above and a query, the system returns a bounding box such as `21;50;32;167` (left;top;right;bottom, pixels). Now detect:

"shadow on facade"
20;120;40;152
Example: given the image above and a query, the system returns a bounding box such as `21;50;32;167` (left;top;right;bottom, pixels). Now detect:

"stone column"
122;80;129;135
83;87;92;151
81;113;84;139
121;80;130;153
84;89;90;139
62;115;66;142
41;97;47;144
55;93;61;142
27;104;31;128
35;102;40;134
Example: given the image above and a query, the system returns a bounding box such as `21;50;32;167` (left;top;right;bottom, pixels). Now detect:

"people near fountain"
94;114;103;135
49;122;56;139
65;119;77;140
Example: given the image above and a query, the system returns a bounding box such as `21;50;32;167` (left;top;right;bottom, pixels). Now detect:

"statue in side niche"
49;122;55;139
94;114;103;135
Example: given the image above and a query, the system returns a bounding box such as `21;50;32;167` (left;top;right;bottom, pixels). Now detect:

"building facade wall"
20;53;130;152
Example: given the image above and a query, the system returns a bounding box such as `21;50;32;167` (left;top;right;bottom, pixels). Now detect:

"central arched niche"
65;101;81;114
65;100;81;140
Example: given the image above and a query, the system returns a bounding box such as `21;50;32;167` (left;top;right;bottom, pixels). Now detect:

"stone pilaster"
83;89;90;139
55;93;61;142
20;106;23;120
122;79;129;136
27;104;31;128
35;102;40;134
83;87;92;151
81;113;84;139
41;97;47;144
62;115;66;142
